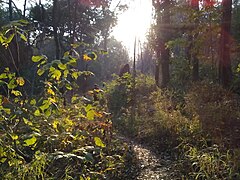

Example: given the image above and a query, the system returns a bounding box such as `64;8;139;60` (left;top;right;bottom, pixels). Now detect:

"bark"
191;0;199;81
155;48;161;86
9;0;12;21
160;0;170;88
23;0;27;17
71;0;77;44
52;0;61;59
219;0;232;87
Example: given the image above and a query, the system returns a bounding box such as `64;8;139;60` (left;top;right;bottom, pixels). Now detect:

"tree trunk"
9;0;12;21
155;47;161;86
160;0;170;88
23;0;27;18
52;0;60;59
190;0;199;81
219;0;232;87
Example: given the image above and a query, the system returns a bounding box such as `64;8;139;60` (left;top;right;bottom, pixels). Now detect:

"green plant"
0;20;129;179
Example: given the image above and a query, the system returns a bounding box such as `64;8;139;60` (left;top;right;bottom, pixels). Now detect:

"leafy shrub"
0;22;128;179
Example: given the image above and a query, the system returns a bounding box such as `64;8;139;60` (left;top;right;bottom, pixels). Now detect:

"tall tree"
9;0;13;21
190;0;199;81
219;0;232;87
52;0;61;59
153;0;171;88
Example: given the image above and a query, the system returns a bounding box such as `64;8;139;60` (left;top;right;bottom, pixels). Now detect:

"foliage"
105;74;240;179
105;74;156;133
0;22;128;179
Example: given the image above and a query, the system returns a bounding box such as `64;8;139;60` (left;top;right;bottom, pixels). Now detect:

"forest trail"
118;136;176;180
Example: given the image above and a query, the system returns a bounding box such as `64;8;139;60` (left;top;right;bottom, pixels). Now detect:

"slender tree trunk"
52;0;60;59
155;48;161;86
191;0;199;81
219;0;232;87
71;0;77;44
153;1;160;86
160;0;170;88
9;0;12;21
23;0;27;18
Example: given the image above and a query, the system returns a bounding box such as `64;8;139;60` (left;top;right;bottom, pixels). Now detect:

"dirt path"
118;136;176;180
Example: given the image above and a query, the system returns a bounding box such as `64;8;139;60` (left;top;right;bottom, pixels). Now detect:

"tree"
219;0;233;87
152;0;171;88
190;0;199;81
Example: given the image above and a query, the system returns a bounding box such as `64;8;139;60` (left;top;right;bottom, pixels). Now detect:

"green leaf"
94;137;105;148
71;72;80;80
5;33;15;44
7;79;17;89
0;158;7;163
24;136;37;146
84;152;94;162
34;109;41;116
65;83;72;90
17;31;27;42
68;58;77;66
85;104;92;112
45;108;52;117
19;19;29;24
63;70;69;78
39;100;51;111
87;110;95;120
64;51;70;57
32;55;45;62
0;80;7;86
23;117;33;126
99;50;108;55
71;43;80;48
58;63;67;70
88;51;97;60
37;68;45;76
30;99;36;105
0;73;7;79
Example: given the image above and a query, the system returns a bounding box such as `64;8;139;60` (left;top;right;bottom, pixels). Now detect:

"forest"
0;0;240;179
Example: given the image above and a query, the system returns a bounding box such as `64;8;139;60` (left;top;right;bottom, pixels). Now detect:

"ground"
118;136;178;180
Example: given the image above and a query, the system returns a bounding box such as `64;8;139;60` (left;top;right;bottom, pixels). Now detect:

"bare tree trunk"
23;0;27;18
160;0;170;88
191;0;199;81
219;0;232;87
71;0;77;44
155;48;161;86
52;0;60;59
9;0;12;21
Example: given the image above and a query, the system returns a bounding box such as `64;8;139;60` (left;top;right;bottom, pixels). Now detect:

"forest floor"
118;135;178;180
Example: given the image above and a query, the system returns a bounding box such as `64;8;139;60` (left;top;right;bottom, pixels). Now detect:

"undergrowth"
105;74;240;179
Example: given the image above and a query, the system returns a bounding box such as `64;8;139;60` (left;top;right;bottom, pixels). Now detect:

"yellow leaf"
47;88;55;95
52;120;59;130
95;111;103;118
94;137;105;148
87;110;95;120
11;90;22;96
83;54;92;61
51;69;62;80
11;134;18;140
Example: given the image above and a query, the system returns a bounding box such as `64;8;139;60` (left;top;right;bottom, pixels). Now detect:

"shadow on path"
117;136;178;180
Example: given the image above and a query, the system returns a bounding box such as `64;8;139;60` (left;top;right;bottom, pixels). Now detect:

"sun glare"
112;0;153;55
